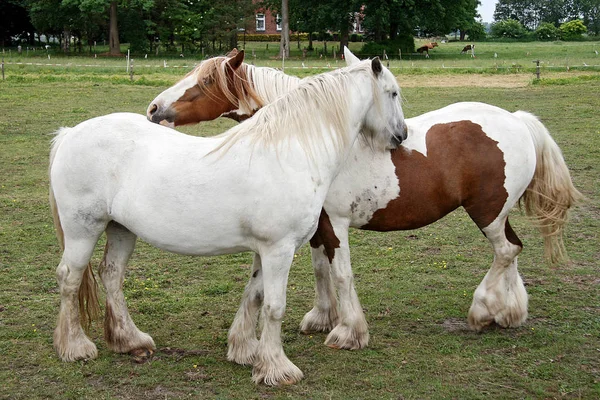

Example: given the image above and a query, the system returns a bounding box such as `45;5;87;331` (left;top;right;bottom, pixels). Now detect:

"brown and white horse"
147;48;581;351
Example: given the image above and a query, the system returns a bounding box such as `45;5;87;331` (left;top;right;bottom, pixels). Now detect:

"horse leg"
53;237;102;361
323;226;369;350
100;222;155;357
468;218;528;331
299;247;339;333
251;246;303;385
227;253;263;365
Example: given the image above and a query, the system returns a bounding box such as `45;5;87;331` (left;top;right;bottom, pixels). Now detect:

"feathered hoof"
227;337;259;366
252;356;304;386
107;330;156;355
467;308;494;332
494;307;528;329
324;323;369;350
299;307;338;334
54;329;98;362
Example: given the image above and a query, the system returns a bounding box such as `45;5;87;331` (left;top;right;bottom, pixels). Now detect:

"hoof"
227;338;259;366
324;323;369;350
252;358;304;386
299;307;338;334
130;347;154;363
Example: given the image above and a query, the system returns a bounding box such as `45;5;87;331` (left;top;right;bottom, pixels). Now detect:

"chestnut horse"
417;42;438;57
49;58;406;385
147;48;581;351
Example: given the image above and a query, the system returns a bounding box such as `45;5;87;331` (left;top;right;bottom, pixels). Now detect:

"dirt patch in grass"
398;72;594;88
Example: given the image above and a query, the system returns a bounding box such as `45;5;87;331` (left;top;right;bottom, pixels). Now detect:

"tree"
535;22;560;40
279;0;289;58
490;18;528;38
560;19;587;39
1;0;35;46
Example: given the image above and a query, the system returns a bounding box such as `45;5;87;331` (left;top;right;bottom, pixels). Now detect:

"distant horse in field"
461;44;475;54
417;42;438;57
49;57;406;385
147;48;581;351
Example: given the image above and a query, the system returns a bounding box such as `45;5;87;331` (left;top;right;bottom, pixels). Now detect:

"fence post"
129;58;134;81
532;59;540;80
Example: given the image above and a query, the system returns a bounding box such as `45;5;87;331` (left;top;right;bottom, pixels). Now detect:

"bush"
359;34;415;58
560;20;587;40
535;23;560;41
467;22;487;41
491;19;528;39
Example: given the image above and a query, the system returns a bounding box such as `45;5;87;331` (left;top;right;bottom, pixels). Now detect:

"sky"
477;0;499;23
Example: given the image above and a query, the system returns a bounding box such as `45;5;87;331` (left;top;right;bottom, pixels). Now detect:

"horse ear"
371;57;382;76
226;48;239;57
227;49;245;71
344;46;360;66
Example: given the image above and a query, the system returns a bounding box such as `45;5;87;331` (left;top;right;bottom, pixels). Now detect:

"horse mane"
192;55;301;117
244;65;301;106
211;62;376;161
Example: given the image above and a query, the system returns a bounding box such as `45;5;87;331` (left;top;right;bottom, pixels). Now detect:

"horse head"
345;48;407;148
146;50;246;127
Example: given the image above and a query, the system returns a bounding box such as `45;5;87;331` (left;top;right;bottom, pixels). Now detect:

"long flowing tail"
49;128;100;330
515;111;583;264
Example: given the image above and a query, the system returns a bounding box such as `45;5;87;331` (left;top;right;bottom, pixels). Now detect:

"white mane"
244;65;301;110
212;61;377;160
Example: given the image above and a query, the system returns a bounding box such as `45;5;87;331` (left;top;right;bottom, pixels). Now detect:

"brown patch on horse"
362;121;508;231
309;209;341;263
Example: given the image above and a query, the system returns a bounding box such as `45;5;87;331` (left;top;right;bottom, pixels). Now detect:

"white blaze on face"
149;73;199;114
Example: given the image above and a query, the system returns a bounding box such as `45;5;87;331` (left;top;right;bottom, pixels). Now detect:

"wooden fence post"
532;59;540;80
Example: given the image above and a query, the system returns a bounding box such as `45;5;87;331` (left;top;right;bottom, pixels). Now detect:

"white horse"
49;58;406;385
147;48;581;351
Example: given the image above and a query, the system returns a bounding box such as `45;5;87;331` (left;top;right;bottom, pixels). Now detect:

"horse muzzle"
147;103;175;128
390;122;408;148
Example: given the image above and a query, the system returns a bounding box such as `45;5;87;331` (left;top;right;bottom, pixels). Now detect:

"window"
256;14;265;31
276;14;282;31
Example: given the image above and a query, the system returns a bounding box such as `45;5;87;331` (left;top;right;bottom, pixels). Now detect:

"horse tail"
49;128;100;331
514;111;583;264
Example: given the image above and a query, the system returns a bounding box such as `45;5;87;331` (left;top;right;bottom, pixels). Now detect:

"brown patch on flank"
362;121;508;232
309;208;341;263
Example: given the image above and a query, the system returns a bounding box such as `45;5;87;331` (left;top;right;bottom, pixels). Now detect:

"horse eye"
392;92;398;98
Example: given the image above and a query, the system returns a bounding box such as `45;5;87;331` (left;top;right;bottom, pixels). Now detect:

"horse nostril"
148;103;158;116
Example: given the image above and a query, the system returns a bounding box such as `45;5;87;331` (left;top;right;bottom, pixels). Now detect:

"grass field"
2;40;600;82
0;51;599;399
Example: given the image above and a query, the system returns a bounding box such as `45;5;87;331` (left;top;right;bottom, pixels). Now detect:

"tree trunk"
339;28;349;56
279;0;290;58
62;28;70;53
459;30;466;41
109;1;121;55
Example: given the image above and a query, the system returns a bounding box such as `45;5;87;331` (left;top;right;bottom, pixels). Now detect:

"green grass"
2;40;600;83
0;62;599;398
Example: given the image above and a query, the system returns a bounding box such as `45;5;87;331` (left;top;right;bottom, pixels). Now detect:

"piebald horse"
147;48;581;351
49;58;406;385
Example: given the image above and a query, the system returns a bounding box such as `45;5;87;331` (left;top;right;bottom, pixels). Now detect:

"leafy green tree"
560;19;587;39
490;18;528;38
1;0;35;46
535;22;560;40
